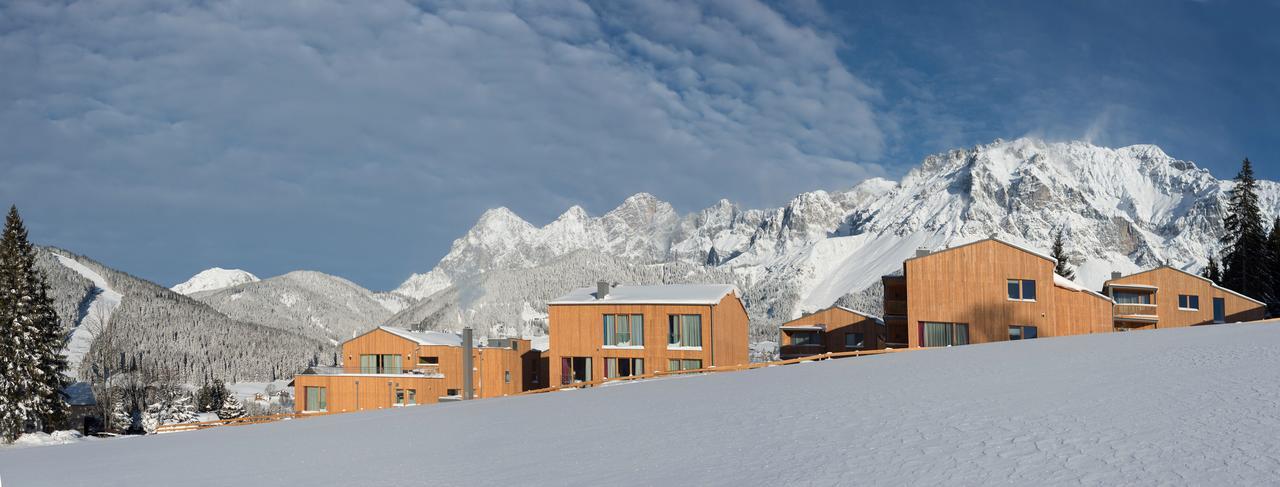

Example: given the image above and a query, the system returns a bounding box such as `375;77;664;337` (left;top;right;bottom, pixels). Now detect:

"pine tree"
1267;217;1280;314
217;393;246;420
1201;253;1222;285
0;206;68;441
1050;229;1075;280
108;392;132;433
1220;159;1273;302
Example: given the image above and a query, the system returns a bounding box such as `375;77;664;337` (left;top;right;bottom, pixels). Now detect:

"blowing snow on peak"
171;267;260;295
392;138;1280;339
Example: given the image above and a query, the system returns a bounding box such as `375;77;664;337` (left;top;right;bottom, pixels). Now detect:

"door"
1213;298;1226;323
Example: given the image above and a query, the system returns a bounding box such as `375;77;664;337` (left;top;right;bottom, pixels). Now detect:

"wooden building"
290;327;535;413
887;238;1115;348
778;305;884;359
1104;266;1266;330
546;282;749;385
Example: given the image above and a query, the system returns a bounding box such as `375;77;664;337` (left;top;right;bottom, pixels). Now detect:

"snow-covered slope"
5;322;1279;485
49;252;123;373
191;271;413;344
171;268;259;295
395;138;1280;340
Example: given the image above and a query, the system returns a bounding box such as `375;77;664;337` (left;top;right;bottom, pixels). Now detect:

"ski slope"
52;253;122;373
3;323;1280;485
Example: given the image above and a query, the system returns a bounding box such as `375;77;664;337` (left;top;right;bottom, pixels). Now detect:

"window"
668;359;703;371
1113;291;1152;305
360;354;402;374
921;322;969;347
603;314;644;346
407;389;416;405
790;330;821;346
845;332;865;349
605;358;645;378
446;388;459;396
668;315;703;348
1008;325;1038;340
417;356;438;365
562;357;592;385
1178;294;1200;310
1007;279;1037;301
395;388;416;406
504;371;511;384
304;387;327;412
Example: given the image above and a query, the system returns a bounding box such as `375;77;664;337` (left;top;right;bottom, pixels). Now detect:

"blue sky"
1;0;1277;291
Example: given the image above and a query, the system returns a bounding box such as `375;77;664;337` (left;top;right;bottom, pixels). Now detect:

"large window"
790;330;821;346
304;386;327;412
1007;279;1037;301
922;322;969;347
562;357;592;385
845;332;866;349
1178;294;1200;310
1008;325;1038;340
668;315;703;348
603;314;644;347
360;354;403;374
667;359;703;371
605;358;645;378
1114;291;1153;305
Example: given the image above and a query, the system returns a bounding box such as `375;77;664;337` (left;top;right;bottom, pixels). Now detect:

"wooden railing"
153;411;334;434
1113;303;1158;318
521;348;910;395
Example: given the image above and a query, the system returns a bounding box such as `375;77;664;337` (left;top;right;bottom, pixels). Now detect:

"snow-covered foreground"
5;323;1280;486
52;253;122;373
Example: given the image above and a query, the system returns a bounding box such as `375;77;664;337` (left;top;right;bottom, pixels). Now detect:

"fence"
520;347;910;395
153;411;334;434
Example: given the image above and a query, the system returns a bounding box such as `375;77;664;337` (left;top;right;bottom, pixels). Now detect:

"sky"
1;0;1278;291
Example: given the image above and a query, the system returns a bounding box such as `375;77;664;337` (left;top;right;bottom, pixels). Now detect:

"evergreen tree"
108;391;132;433
0;206;68;441
1201;252;1222;285
1267;217;1280;314
216;393;246;420
1050;229;1075;280
1220;159;1273;302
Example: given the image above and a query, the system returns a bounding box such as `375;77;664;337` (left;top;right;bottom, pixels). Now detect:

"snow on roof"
908;237;1056;265
780;325;825;331
529;335;550;352
1053;274;1112;302
834;306;885;324
62;382;95;406
378;326;463;346
548;283;739;305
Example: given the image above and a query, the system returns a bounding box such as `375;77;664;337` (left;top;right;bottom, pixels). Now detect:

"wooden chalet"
1104;266;1266;330
778;305;884;359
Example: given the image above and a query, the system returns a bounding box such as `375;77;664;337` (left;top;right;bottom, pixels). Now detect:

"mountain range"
40;138;1280;382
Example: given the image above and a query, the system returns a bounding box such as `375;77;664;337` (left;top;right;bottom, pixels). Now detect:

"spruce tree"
1220;159;1273;302
1201;253;1222;285
217;393;246;420
0;206;68;439
1050;229;1075;280
1267;217;1280;314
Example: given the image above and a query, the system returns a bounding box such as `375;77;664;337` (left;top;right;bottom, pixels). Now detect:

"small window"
446;388;459;396
1009;325;1038;340
605;358;645;378
1178;295;1200;310
1007;280;1036;301
790;330;821;346
418;356;438;365
504;371;511;383
667;359;703;371
1114;291;1152;305
407;389;416;405
845;332;865;349
304;386;327;412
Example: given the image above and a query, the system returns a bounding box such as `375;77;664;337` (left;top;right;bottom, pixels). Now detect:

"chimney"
1111;271;1122;280
462;327;474;400
597;280;611;299
915;248;931;258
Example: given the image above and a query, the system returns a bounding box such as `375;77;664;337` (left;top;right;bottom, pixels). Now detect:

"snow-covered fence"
522;348;913;395
153;412;334;434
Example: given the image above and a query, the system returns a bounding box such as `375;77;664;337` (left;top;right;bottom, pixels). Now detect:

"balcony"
301;364;442;377
1113;304;1158;322
882;300;907;317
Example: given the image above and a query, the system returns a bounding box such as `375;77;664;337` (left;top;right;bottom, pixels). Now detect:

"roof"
377;326;463;346
1105;266;1266;306
784;305;884;327
779;325;825;331
63;382;95;406
548;283;739;305
906;237;1056;265
1052;274;1113;302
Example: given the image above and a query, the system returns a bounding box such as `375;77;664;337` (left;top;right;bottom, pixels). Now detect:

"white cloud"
0;0;886;287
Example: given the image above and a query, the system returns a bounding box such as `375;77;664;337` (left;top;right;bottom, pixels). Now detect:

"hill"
3;322;1277;485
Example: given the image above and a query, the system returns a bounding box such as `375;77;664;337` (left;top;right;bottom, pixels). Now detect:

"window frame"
1178;294;1200;311
668;314;703;349
1006;279;1037;302
921;322;969;347
1008;325;1038;340
304;386;327;412
844;332;866;349
603;314;645;348
789;330;822;347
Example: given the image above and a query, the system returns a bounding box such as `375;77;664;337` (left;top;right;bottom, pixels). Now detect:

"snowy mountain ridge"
171;267;260;295
392;138;1280;339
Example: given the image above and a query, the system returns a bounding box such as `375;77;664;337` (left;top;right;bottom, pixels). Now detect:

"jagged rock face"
393;138;1280;340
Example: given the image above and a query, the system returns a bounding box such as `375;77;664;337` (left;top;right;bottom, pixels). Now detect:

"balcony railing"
1113;304;1158;320
883;300;907;316
300;364;442;376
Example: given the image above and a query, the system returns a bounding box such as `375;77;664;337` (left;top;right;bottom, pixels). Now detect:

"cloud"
0;0;887;288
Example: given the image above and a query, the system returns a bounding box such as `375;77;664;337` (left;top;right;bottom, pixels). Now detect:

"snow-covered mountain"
392;138;1280;340
171;267;260;295
191;271;414;344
